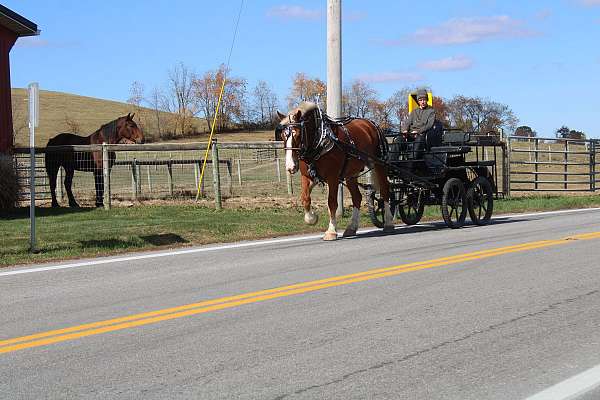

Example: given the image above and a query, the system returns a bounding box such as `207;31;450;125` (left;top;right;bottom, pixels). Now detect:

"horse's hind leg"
323;177;341;241
374;165;395;232
46;162;60;208
64;166;79;208
343;177;362;237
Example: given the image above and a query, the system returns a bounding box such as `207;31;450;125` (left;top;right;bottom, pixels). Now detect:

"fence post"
211;139;222;210
564;140;569;190
167;158;174;198
505;138;511;197
194;162;200;194
534;138;539;191
146;165;152;194
131;158;138;201
275;156;282;183
237;158;242;186
102;143;111;210
590;140;596;192
286;171;293;195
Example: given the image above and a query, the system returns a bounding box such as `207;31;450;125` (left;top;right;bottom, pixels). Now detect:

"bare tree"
127;81;144;109
63;114;81;133
252;80;279;128
168;62;197;136
447;96;517;134
146;86;168;139
386;88;413;128
343;79;377;118
367;98;394;129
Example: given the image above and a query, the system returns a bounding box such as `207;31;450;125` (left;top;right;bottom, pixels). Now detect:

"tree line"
126;62;589;142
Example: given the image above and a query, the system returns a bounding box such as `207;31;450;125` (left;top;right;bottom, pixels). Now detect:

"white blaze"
285;133;297;173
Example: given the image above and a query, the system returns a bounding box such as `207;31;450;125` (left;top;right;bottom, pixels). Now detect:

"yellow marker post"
195;77;227;202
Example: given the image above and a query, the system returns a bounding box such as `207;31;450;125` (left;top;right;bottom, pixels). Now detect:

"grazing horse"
45;113;144;208
277;102;394;241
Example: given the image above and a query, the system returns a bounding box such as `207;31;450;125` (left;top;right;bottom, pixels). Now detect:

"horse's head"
276;102;319;174
111;113;144;144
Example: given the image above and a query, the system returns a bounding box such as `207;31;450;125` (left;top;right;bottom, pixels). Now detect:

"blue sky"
7;0;600;137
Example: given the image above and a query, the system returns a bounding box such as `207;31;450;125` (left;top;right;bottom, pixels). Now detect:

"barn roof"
0;4;38;37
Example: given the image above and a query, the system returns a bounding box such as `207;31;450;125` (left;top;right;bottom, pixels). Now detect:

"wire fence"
14;136;598;210
13;141;337;208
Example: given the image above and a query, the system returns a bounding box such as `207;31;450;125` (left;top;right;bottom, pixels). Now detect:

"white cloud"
395;15;538;46
267;5;321;20
14;37;50;48
578;0;600;6
355;72;423;83
419;55;474;71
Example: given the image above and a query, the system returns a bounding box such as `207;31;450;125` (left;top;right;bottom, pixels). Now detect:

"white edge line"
524;363;600;400
2;207;600;278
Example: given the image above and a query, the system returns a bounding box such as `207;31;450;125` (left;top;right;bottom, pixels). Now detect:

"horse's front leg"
300;174;318;225
343;177;362;237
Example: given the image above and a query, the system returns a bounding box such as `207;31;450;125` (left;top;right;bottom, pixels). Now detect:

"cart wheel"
441;178;467;229
398;191;425;225
366;188;387;228
467;176;494;225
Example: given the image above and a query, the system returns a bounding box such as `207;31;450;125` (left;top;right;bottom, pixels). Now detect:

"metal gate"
507;136;598;194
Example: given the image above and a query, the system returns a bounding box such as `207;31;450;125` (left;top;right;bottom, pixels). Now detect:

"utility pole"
327;0;344;218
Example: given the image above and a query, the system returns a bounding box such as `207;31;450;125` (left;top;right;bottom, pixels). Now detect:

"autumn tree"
555;125;586;140
287;72;327;109
193;64;247;133
386;88;412;128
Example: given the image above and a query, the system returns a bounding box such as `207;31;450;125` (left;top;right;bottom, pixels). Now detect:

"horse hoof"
95;203;104;208
323;231;338;241
51;203;60;208
342;228;357;237
383;225;395;233
69;203;80;208
304;212;318;225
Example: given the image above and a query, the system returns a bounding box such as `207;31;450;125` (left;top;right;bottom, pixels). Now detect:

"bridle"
279;106;333;163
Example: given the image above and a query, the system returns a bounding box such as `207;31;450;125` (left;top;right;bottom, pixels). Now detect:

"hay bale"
0;154;19;210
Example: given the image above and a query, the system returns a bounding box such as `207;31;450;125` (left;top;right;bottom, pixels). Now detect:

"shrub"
0;154;19;210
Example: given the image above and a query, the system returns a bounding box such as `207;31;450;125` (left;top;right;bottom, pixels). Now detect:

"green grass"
2;195;600;267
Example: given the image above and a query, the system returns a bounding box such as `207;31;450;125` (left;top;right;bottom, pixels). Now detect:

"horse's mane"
296;101;318;118
98;118;118;142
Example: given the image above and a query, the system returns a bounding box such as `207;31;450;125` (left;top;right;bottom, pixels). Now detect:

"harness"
281;105;388;184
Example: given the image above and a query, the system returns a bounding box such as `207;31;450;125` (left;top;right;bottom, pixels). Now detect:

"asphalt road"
2;208;600;399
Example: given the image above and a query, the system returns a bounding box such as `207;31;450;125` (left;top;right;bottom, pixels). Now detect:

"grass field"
3;195;600;267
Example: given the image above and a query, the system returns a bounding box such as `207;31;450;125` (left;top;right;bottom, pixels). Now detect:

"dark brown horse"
45;113;144;208
277;102;393;240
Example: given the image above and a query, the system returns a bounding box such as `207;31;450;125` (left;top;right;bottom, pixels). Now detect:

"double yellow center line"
2;231;600;355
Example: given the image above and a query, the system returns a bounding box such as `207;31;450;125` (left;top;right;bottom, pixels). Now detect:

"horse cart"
365;128;504;229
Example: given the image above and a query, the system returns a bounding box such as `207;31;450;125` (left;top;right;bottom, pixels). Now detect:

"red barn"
0;4;38;154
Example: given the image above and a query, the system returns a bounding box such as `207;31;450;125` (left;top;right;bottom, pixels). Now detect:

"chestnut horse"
45;113;144;208
277;102;394;240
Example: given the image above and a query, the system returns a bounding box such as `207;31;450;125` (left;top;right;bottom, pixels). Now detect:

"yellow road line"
2;232;599;354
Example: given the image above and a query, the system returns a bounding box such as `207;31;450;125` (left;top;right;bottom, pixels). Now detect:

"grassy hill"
11;89;274;146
